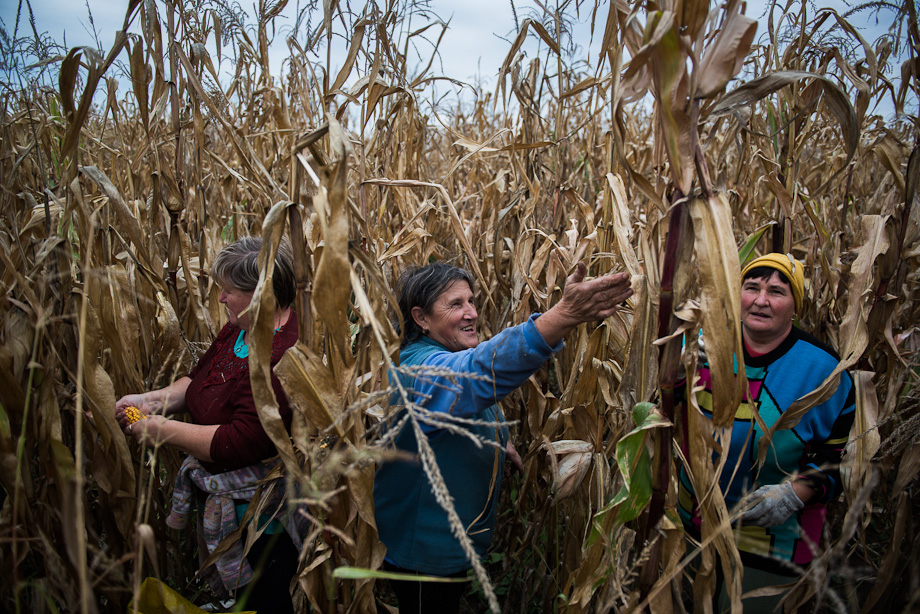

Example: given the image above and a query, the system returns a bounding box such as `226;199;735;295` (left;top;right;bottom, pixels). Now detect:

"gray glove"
741;482;804;528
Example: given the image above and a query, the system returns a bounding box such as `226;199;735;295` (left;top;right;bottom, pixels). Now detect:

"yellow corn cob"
124;406;146;424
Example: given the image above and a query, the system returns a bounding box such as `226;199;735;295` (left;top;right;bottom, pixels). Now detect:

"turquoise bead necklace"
233;316;285;359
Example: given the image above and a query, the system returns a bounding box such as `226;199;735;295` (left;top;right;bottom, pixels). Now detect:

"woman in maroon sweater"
116;237;299;613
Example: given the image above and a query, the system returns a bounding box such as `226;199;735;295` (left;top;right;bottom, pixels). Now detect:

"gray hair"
396;262;474;347
211;237;296;308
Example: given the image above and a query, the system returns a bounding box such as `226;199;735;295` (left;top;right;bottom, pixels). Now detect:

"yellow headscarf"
741;253;805;313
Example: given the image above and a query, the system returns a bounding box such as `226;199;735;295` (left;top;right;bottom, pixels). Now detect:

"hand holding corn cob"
115;395;152;436
120;405;158;442
116;403;166;444
114;380;191;443
118;405;148;437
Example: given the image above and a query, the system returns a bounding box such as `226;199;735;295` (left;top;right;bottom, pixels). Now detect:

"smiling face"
219;284;255;330
740;271;796;346
411;280;479;352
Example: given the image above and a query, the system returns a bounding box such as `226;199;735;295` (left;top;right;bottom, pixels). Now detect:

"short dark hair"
211;237;297;308
396;262;474;347
742;265;791;288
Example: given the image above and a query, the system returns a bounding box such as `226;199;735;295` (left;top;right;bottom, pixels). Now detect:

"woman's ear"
411;306;428;331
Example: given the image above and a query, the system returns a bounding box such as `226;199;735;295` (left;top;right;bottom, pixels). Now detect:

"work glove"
741;482;804;528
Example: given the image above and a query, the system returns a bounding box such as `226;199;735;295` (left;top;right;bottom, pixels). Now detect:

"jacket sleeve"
409;314;562;420
797;372;856;502
209;370;294;470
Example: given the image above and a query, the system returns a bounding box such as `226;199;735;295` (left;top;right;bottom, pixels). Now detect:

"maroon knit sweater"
185;316;298;474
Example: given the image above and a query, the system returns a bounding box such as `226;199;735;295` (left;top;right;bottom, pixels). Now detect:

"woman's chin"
460;332;480;349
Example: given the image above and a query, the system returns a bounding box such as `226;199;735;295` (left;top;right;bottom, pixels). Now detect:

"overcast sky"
1;0;532;88
1;0;903;118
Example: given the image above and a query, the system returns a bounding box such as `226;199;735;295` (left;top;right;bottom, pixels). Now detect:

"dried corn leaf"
711;70;858;164
312;119;355;368
842;371;879;504
689;195;745;426
249;200;300;476
694;3;757;99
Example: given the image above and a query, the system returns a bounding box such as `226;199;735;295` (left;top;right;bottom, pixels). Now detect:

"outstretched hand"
557;262;632;324
535;262;633;347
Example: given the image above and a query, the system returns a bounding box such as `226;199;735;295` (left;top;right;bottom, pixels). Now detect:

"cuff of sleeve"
209;426;225;464
797;466;833;503
525;313;564;354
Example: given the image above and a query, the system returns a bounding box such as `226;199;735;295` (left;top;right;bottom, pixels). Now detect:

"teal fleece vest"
373;337;508;575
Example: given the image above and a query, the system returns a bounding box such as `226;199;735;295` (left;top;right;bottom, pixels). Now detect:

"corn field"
1;0;918;612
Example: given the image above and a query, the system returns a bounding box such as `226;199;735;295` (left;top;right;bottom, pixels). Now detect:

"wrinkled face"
219;284;255;330
412;280;479;352
740;271;796;343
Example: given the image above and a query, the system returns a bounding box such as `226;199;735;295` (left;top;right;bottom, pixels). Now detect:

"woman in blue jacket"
373;261;633;614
